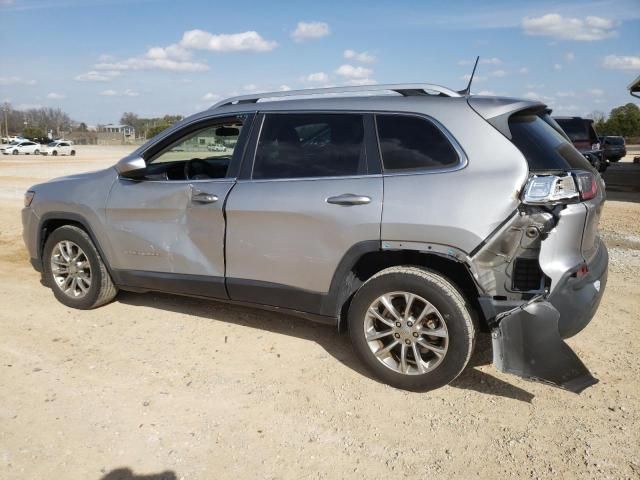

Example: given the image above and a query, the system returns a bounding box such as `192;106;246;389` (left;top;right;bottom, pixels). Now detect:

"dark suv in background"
601;136;627;162
554;116;607;172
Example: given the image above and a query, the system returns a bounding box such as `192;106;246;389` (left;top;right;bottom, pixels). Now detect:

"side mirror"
115;155;146;178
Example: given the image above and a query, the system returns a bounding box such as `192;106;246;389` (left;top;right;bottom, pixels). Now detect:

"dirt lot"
1;146;639;480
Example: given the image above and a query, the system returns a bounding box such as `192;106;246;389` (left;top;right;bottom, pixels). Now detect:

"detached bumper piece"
492;301;598;393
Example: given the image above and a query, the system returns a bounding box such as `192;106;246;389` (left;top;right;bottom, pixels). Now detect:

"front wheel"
348;266;476;392
43;225;118;309
70;150;76;156
12;149;18;155
34;149;40;155
52;150;58;156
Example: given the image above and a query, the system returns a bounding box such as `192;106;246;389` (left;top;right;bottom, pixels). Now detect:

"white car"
41;141;76;156
0;140;41;155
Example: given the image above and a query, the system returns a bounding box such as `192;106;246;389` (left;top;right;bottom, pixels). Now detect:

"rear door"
225;112;382;314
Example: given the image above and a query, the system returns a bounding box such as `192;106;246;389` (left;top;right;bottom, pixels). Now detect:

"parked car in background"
553;116;607;172
207;143;226;152
41;140;76;156
22;84;608;393
601;136;626;162
1;140;41;155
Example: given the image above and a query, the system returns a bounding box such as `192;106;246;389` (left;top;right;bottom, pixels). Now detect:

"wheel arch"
326;244;486;332
37;212;114;278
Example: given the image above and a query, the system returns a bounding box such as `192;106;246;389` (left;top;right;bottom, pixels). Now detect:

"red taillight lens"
574;171;598;201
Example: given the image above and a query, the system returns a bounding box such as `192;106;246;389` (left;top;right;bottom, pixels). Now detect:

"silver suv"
22;84;608;392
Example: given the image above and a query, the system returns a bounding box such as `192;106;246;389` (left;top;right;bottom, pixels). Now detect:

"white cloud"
461;73;487;82
15;103;43;110
202;92;221;101
476;90;496;96
180;29;277;52
304;72;329;83
344;49;376;64
459;57;502;65
523;91;554;102
588;88;604;96
243;84;258;92
0;76;36;86
74;70;120;82
489;69;507;77
335;64;373;79
346;78;377;86
146;44;192;61
518;67;529;74
291;21;330;42
554;63;563;70
602;55;640;70
279;85;292;91
95;57;209;72
565;51;575;61
522;14;617;41
46;92;65;100
99;89;138;97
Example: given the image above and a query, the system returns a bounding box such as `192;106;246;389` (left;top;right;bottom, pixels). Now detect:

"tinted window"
606;136;624;145
253;113;365;180
376;115;459;171
509;114;592;171
554;118;589;142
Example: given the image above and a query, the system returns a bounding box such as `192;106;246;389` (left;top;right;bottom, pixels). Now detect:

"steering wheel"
183;158;208;180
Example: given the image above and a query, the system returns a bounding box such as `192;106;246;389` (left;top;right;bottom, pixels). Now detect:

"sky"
1;0;639;125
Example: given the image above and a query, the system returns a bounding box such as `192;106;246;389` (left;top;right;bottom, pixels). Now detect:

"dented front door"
105;178;233;279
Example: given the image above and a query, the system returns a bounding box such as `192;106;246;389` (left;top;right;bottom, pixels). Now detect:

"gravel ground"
0;147;639;480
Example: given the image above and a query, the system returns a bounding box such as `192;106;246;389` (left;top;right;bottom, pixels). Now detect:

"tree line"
120;112;184;139
1;102;72;140
591;103;640;138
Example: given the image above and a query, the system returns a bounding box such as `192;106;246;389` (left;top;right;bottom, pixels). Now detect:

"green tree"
23;126;44;139
146;124;171;138
605;103;640;138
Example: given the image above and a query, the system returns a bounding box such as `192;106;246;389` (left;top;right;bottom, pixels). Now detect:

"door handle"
326;193;372;206
191;191;219;204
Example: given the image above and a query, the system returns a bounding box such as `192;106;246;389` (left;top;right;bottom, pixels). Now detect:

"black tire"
34;149;40;155
52;150;58;156
43;225;117;309
70;150;76;156
610;157;620;163
348;266;476;392
12;149;18;155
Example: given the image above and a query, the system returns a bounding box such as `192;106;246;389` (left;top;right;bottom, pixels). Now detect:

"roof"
629;74;640;97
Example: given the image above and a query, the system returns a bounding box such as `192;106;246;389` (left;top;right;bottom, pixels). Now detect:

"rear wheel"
34;149;40;155
70;150;76;156
43;225;117;309
348;266;476;392
52;150;58;156
12;149;18;155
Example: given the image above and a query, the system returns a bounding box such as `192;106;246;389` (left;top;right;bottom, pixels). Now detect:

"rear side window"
253;113;365;180
509;114;592;171
375;114;459;172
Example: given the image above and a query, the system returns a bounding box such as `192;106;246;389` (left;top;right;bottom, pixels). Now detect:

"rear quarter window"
509;114;593;171
375;114;459;172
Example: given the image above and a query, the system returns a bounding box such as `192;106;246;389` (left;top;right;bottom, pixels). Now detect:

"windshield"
48;142;58;147
509;113;593;171
9;140;19;145
607;137;624;145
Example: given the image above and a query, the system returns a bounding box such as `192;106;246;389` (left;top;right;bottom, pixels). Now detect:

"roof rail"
210;83;461;109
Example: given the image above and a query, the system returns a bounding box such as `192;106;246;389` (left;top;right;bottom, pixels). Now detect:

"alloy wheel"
50;240;92;298
364;291;449;375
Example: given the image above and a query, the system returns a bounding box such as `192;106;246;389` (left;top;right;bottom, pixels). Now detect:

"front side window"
376;114;459;172
145;117;243;180
253;113;365;180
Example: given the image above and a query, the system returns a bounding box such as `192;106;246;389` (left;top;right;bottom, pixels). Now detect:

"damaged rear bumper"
490;237;608;393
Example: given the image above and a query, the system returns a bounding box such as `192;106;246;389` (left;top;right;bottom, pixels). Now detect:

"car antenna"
458;56;480;96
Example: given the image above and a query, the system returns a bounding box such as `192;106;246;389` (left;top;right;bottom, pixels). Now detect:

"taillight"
574;171;598;201
522;171;599;205
522;174;579;204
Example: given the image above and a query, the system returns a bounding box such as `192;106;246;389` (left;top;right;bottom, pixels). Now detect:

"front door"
225;112;383;314
105;114;251;298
